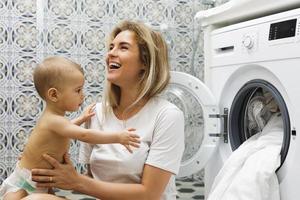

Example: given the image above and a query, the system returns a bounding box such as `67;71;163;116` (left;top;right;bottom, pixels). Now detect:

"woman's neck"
114;91;148;120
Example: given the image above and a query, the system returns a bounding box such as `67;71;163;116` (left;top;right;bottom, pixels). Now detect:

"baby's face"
59;70;85;112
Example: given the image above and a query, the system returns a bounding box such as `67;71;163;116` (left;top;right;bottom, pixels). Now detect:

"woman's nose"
108;47;117;57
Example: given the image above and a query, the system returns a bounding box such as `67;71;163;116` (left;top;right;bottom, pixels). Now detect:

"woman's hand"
31;153;80;190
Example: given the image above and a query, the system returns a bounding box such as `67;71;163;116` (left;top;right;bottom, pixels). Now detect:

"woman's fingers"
31;168;55;176
31;174;53;183
42;154;61;168
63;153;72;164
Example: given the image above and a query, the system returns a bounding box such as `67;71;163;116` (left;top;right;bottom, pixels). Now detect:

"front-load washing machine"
163;2;300;200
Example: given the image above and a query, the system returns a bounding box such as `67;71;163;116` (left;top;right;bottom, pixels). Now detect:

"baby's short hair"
34;56;83;99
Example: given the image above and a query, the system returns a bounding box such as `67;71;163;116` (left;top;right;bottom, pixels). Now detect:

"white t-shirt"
79;97;184;200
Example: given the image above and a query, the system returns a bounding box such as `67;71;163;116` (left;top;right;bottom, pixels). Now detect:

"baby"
0;56;140;200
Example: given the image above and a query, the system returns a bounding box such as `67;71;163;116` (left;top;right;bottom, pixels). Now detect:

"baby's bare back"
19;121;70;170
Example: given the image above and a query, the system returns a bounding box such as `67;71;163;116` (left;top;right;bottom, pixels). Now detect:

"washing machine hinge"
209;108;228;143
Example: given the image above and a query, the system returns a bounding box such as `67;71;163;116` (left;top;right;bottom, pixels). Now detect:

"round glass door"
162;71;221;177
163;84;204;163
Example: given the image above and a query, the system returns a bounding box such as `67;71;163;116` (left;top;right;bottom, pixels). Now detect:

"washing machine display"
269;18;297;40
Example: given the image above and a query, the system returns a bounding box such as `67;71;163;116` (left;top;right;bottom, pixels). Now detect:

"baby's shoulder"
37;113;69;132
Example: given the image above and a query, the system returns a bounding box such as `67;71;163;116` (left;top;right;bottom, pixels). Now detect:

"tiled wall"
0;0;228;183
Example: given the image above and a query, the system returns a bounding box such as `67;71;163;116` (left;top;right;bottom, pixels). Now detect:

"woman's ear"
47;88;59;102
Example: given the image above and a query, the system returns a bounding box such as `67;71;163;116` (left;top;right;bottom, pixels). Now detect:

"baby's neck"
44;104;66;116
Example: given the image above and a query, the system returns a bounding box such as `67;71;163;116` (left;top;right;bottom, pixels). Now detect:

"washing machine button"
243;36;254;49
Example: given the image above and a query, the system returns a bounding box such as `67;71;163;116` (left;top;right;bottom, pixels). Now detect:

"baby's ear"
47;87;59;102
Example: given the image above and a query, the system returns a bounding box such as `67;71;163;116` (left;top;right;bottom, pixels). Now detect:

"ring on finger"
49;176;53;182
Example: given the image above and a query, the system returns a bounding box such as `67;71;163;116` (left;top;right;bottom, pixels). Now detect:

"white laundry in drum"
207;113;283;200
247;90;279;137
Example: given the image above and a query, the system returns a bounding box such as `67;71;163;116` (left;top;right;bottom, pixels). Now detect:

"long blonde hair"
102;20;170;118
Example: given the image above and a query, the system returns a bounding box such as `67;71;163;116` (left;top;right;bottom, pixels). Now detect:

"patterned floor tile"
54;179;205;199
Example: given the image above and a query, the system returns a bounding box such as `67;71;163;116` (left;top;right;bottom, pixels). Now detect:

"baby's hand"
81;103;96;122
119;128;140;153
72;103;96;126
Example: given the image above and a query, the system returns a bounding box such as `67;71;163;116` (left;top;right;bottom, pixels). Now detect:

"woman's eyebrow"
110;41;131;47
119;41;131;46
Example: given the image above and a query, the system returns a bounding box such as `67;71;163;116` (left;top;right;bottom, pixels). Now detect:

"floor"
54;179;205;200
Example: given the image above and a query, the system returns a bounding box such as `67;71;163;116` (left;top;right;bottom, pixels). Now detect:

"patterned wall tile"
0;19;11;53
43;19;80;55
10;89;42;122
79;22;107;56
46;0;79;21
0;0;10;18
11;0;36;18
0;54;10;86
169;1;195;29
10;53;37;87
141;0;168;26
81;56;106;86
0;93;9;124
11;19;39;53
80;0;108;22
111;0;140;21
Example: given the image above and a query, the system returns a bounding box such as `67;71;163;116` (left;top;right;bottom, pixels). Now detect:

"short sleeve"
145;107;185;175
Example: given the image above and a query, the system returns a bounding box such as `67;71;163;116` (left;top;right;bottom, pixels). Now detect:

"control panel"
210;8;300;67
269;18;297;40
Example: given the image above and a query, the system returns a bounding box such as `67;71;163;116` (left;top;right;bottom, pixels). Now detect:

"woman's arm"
32;154;172;200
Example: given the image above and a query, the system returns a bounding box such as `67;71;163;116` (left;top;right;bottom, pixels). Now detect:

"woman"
23;20;184;200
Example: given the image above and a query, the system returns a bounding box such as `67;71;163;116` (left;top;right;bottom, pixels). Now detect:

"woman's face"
106;30;145;88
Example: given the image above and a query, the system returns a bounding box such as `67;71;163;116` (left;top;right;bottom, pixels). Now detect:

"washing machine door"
162;71;221;177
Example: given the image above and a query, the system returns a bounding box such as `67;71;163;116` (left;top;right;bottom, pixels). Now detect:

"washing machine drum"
229;79;291;167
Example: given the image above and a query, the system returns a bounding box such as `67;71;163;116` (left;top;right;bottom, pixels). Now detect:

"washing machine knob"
243;36;254;49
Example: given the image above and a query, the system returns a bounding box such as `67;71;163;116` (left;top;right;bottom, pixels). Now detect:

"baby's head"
34;56;84;103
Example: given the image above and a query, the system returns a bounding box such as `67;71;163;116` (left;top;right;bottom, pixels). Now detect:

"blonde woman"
23;20;184;200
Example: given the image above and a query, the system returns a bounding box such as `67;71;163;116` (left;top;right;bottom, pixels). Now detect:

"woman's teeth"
110;63;121;69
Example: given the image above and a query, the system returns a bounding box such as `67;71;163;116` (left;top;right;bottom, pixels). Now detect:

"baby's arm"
54;117;140;152
71;103;96;126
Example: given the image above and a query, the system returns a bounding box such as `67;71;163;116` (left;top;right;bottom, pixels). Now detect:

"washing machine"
162;1;300;200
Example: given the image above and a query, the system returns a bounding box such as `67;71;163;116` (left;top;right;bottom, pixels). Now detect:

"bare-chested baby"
0;56;140;200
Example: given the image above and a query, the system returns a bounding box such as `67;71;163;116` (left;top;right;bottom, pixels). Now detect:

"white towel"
208;114;283;200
